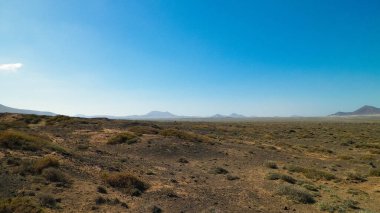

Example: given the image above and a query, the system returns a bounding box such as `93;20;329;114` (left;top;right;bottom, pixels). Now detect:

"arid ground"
1;114;380;212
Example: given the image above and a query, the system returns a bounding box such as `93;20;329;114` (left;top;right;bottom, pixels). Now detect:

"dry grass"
102;172;148;196
286;165;336;181
0;197;42;213
160;128;210;143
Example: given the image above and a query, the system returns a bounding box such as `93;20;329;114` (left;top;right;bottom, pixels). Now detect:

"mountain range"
331;105;380;116
2;103;380;119
0;104;55;116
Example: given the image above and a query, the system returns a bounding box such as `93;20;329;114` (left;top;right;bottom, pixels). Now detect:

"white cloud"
0;63;23;73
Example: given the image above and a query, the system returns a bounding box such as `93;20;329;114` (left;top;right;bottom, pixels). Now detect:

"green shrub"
346;172;367;183
277;185;315;204
107;132;139;145
102;172;148;196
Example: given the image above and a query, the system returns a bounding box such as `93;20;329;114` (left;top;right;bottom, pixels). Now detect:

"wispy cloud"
0;63;23;73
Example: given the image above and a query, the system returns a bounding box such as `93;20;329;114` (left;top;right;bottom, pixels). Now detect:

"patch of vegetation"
160;128;210;143
97;186;108;194
0;130;69;155
286;165;336;181
42;168;70;184
102;172;148;196
319;199;360;212
266;173;297;184
38;193;58;208
264;161;278;169
127;126;159;136
369;169;380;177
277;185;315;204
33;156;60;173
107;132;139;145
0;197;42;213
346;172;367;183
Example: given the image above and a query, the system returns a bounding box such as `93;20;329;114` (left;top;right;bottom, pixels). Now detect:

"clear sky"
1;0;380;116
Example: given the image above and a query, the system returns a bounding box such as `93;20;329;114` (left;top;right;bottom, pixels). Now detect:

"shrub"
0;197;42;213
33;156;60;173
127;126;159;136
0;130;48;151
369;169;380;177
102;172;148;196
42;168;70;184
264;161;278;169
286;165;336;181
107;132;139;145
0;130;69;155
266;173;297;184
346;172;367;183
38;193;57;208
277;185;315;204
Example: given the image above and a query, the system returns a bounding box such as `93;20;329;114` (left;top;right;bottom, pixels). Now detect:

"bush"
346;172;367;183
369;169;380;177
264;161;278;169
33;156;60;173
277;185;315;204
0;130;48;151
266;173;297;184
38;193;57;208
0;130;69;155
102;172;148;196
0;197;42;213
97;186;107;194
42;168;70;184
107;133;139;145
128;126;159;136
286;165;336;181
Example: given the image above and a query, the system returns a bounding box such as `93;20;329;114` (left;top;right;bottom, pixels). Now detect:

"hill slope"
0;104;55;116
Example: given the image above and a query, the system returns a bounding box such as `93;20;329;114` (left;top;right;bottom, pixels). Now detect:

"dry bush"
33;156;60;173
127;126;159;136
266;173;297;184
264;161;278;169
0;130;69;155
369;169;380;177
286;165;336;181
277;185;315;204
107;132;139;145
102;172;148;196
42;168;70;184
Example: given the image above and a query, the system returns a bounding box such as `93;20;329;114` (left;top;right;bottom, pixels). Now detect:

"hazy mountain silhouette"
331;105;380;116
0;104;55;116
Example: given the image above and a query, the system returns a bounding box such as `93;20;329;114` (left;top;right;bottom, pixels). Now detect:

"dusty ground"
1;113;380;212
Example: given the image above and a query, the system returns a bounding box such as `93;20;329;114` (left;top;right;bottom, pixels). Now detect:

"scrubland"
1;113;380;212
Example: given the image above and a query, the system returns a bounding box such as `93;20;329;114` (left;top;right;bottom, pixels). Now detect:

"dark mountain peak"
331;105;380;116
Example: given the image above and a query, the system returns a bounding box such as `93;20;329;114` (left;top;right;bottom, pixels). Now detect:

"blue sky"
1;0;380;116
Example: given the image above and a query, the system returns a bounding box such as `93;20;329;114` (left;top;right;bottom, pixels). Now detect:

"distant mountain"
0;104;55;116
211;113;247;119
331;105;380;116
